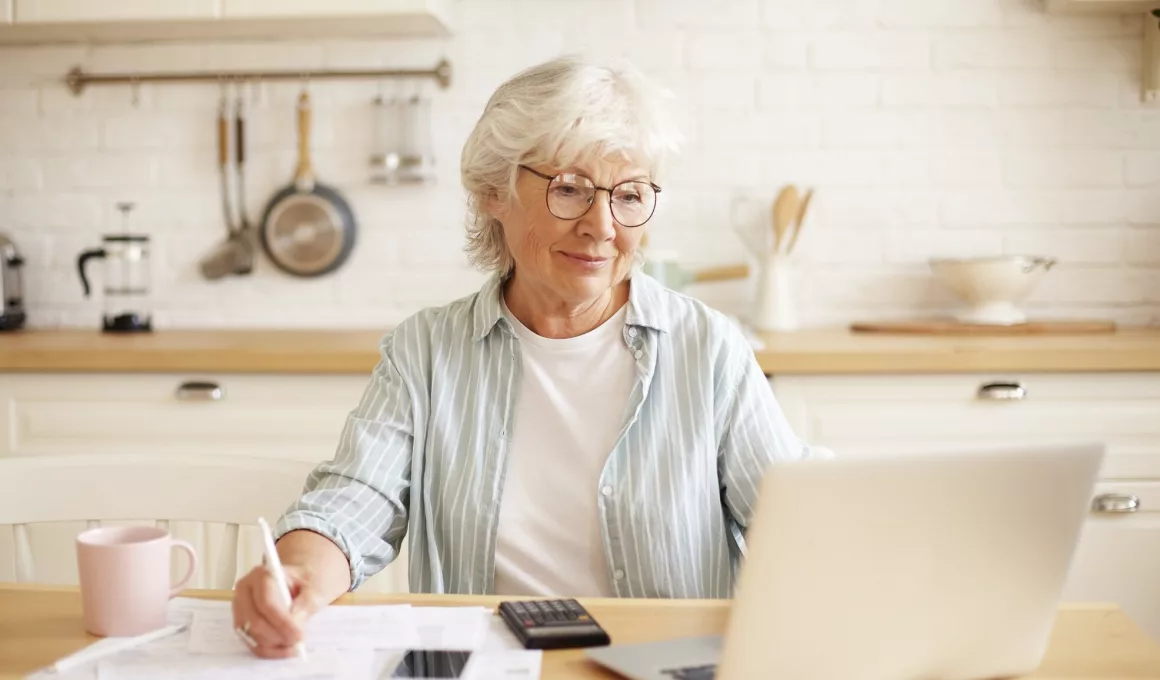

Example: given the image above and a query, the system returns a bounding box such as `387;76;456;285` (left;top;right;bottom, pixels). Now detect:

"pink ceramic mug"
75;526;197;637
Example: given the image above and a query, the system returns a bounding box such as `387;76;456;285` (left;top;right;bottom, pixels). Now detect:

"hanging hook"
129;76;141;108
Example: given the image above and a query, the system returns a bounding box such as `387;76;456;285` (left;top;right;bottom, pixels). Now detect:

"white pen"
49;623;186;674
257;517;308;659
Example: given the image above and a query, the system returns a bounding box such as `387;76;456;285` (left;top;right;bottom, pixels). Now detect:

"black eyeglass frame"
518;165;662;228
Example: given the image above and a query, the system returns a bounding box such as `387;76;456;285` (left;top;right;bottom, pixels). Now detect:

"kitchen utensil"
77;202;153;333
752;253;797;332
930;255;1057;325
772;185;799;254
849;318;1116;335
232;92;255;272
644;256;749;291
259;91;357;277
785;187;813;255
369;93;402;184
198;93;252;280
0;232;25;331
398;92;435;183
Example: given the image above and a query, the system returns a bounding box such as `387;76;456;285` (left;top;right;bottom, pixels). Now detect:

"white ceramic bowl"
929;256;1057;325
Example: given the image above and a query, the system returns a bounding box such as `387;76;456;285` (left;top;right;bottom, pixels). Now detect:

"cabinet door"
223;0;431;18
771;373;1160;480
13;0;220;23
1063;482;1160;641
0;373;367;462
0;1;12;23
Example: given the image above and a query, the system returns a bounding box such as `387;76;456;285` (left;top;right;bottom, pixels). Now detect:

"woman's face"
492;155;651;307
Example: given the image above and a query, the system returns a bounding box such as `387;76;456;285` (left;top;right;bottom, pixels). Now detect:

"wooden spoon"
772;185;799;254
785;187;813;255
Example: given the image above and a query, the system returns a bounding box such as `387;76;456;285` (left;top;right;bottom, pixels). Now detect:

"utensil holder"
753;253;797;332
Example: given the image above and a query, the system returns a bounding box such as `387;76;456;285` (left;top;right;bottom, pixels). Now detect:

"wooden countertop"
2;327;1160;375
2;585;1159;679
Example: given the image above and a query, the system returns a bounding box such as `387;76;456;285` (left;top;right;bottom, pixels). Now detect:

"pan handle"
295;91;315;193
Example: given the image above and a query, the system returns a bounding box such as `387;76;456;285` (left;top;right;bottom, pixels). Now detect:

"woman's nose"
577;191;618;240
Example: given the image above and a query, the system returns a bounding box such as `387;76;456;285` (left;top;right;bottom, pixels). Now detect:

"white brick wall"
0;0;1157;330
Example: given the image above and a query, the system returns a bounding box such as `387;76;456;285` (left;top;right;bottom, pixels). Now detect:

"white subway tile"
1004;227;1126;264
8;194;103;230
1126;152;1160;187
809;33;930;70
762;151;884;188
809;189;938;227
1125;229;1160;264
0;46;87;87
688;32;762;71
941;112;1005;149
0;116;100;152
940;191;1061;227
797;228;884;264
0;88;38;115
1004;151;1122;188
811;266;956;309
761;0;878;29
1043;266;1145;305
762;35;809;69
1127;190;1160;225
821;112;943;149
636;0;760;28
562;29;685;72
1123;112;1160;149
758;74;879;110
879;0;1006;28
696;112;819;150
102;113;217;151
884;228;1004;264
40;154;158;191
0;157;43;191
879;152;1003;188
1054;37;1140;72
999;73;1120;107
933;33;1054;69
880;73;998;108
673;74;758;112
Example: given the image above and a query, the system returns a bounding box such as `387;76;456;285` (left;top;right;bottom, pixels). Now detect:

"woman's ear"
485;190;509;222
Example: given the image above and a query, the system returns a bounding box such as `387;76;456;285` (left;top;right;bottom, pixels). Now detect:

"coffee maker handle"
76;248;106;297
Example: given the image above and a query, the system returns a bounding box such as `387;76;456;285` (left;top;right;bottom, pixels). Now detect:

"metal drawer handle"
1091;493;1140;514
977;381;1026;401
176;381;224;401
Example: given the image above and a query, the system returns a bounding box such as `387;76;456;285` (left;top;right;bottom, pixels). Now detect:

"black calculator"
497;598;611;650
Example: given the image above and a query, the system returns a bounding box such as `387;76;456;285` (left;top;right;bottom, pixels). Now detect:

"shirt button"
601;485;613;497
613;569;625;580
628;328;637;337
633;350;643;359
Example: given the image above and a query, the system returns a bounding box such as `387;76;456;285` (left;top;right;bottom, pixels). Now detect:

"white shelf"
1045;0;1160;13
0;0;452;44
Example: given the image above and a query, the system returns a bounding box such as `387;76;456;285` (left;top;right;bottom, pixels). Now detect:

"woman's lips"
559;251;611;269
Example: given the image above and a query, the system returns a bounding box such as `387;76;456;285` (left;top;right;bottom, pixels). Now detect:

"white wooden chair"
0;453;315;589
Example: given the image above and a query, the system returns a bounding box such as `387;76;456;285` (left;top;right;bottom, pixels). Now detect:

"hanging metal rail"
64;57;452;95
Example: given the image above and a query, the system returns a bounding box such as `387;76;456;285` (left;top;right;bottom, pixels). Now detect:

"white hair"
460;54;684;274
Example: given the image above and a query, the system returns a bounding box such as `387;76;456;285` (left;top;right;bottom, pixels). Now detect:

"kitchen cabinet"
0;1;12;24
0;0;451;44
772;372;1160;640
0;372;410;594
13;0;219;23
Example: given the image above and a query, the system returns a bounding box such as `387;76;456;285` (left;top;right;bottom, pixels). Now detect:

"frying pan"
259;91;356;277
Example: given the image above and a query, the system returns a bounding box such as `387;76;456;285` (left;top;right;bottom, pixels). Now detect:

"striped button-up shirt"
276;271;821;598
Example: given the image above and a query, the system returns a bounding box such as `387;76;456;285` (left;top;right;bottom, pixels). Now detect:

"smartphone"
386;650;474;679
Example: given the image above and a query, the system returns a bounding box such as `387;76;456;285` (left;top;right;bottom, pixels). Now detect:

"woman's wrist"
275;529;353;600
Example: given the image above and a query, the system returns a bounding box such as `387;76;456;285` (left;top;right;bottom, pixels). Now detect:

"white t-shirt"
492;300;635;598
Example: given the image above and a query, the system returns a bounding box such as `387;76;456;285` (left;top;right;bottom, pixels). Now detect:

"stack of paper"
35;597;540;680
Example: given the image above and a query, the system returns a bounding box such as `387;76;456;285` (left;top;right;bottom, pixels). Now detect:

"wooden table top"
3;327;1160;375
2;584;1160;679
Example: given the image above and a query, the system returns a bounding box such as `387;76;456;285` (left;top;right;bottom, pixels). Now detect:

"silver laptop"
587;443;1104;680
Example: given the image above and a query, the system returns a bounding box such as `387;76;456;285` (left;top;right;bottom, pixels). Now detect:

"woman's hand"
231;563;324;658
230;529;353;658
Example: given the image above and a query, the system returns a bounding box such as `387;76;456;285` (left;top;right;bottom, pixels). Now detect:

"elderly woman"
232;55;819;658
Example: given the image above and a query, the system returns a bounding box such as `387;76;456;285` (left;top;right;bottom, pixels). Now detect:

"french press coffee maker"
76;202;153;332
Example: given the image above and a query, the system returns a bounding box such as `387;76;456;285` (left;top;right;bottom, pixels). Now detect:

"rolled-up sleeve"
716;331;831;540
275;333;414;590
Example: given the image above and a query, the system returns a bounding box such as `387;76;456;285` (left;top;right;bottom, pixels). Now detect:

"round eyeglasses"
519;165;661;228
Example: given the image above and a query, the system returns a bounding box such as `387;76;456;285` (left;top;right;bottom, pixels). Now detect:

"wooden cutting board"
850;318;1117;335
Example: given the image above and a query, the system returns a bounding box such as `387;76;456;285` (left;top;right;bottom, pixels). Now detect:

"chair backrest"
0;453;314;588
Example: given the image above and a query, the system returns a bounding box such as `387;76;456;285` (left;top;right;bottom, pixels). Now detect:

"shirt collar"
471;269;671;342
